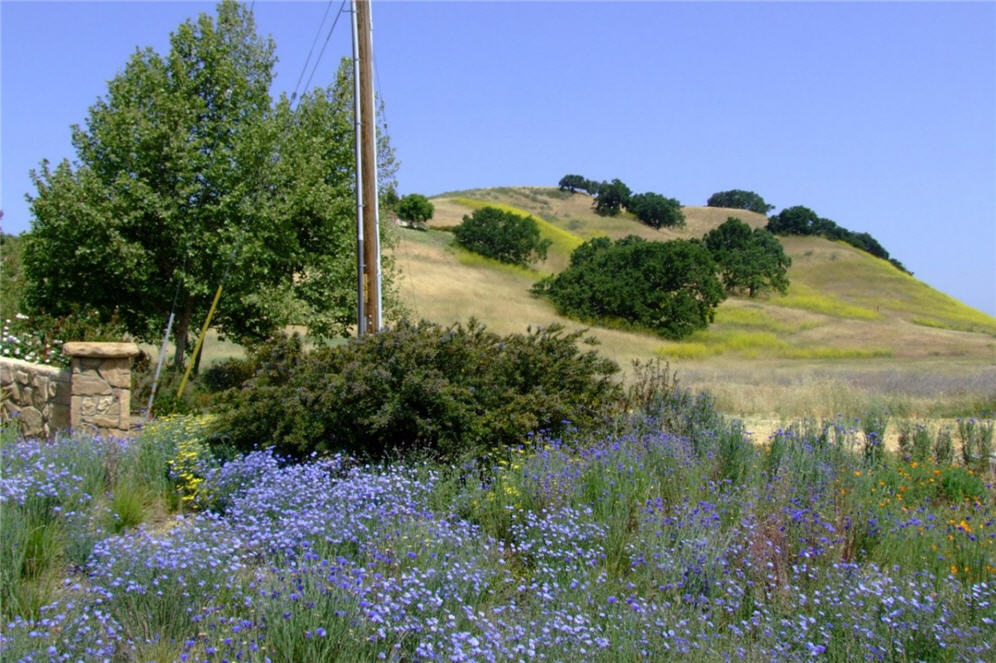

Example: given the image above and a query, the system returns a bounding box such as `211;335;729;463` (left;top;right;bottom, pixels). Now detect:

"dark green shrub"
216;319;622;462
200;356;255;393
452;207;551;266
531;236;725;339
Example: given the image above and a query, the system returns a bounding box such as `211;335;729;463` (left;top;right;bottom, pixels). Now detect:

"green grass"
773;281;881;320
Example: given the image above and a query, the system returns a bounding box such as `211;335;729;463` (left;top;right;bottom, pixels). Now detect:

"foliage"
592;178;631;216
1;310;128;368
0;233;27;325
626;191;684;229
452;206;552;266
767;205;910;274
532;236;726;339
22;3;398;369
557;173;586;192
396;193;434;230
706;189;775;214
703;217;791;296
558;174;599;195
217;319;622;462
3;413;994;661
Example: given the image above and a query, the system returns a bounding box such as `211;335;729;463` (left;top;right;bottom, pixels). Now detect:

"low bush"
216;319;622;462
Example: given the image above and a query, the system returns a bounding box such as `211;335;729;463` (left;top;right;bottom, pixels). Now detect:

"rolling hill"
389;186;996;421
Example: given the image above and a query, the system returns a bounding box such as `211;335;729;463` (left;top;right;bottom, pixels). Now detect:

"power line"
290;0;335;103
299;0;348;104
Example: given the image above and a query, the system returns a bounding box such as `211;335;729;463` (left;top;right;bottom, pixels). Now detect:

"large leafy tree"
706;189;775;215
453;207;551;266
627;192;685;229
532;236;725;339
592;179;631;216
558;174;588;193
703;217;791;296
24;3;394;366
396;194;434;230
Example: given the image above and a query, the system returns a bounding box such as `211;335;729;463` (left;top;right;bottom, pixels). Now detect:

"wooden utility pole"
353;0;381;334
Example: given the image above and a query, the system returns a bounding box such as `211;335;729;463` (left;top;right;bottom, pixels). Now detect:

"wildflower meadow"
1;408;993;662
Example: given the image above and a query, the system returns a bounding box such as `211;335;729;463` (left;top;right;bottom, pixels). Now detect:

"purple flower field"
1;415;993;661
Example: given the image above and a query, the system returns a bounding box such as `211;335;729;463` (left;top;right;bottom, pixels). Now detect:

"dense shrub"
452;207;552;266
216;319;622;462
532;236;726;339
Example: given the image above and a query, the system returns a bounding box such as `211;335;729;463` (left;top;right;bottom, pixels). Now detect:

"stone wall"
64;342;140;438
0;357;71;438
1;342;140;439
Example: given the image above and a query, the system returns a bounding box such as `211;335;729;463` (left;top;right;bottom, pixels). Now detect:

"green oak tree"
558;174;588;193
628;192;685;229
396;194;434;230
453;207;551;266
592;179;631;216
532;236;725;339
703;217;791;296
706;189;775;214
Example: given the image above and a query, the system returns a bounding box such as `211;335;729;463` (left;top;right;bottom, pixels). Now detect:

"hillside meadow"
391;187;996;442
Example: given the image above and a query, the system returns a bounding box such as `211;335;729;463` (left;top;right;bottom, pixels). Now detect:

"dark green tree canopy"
766;205;909;274
628;192;685;229
707;189;775;214
23;2;397;366
703;217;791;296
532;236;725;339
558;174;587;193
766;206;828;235
453;207;552;266
396;194;434;230
592;179;632;216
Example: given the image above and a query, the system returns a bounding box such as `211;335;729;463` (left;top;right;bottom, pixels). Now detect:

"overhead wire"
290;0;336;103
298;0;348;105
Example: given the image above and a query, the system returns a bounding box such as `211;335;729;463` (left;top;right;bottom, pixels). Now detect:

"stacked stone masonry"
1;342;139;439
0;357;71;438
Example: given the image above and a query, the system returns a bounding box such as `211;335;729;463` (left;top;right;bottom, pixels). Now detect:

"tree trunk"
172;297;194;370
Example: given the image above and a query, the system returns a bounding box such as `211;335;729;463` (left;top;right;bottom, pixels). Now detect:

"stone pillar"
62;342;140;437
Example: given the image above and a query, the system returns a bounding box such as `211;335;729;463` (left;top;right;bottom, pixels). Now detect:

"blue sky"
2;1;994;315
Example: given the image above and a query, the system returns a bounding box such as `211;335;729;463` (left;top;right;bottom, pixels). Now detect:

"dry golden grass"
390;187;996;419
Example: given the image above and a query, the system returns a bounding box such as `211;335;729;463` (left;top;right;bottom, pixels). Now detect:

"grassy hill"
390;186;996;421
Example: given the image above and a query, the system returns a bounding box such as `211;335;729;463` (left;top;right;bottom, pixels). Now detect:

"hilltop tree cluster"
767;206;909;273
21;1;400;369
557;174;684;229
532;216;791;338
